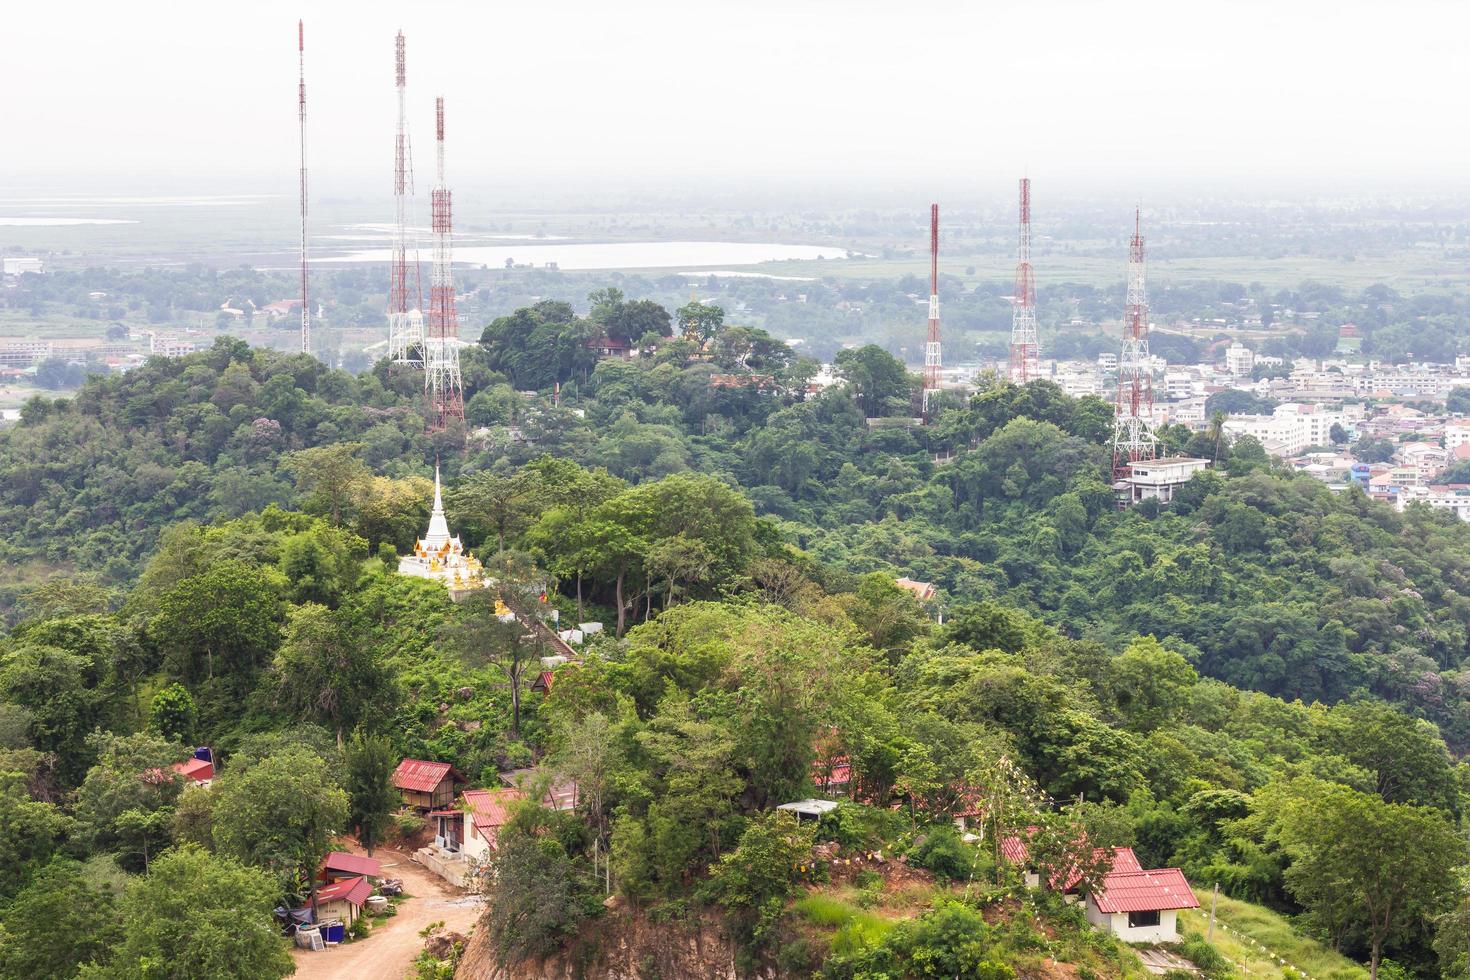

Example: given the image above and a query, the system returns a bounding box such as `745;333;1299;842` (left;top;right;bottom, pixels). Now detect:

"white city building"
1224;342;1254;376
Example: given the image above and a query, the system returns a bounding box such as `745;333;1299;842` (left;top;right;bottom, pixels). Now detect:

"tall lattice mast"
424;97;465;431
1111;207;1158;478
388;30;425;366
922;203;941;418
297;20;310;355
1009;178;1039;382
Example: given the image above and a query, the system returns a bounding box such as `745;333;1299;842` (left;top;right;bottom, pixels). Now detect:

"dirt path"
290;847;482;980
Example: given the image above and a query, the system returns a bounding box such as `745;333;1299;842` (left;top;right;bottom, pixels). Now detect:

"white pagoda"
397;466;487;592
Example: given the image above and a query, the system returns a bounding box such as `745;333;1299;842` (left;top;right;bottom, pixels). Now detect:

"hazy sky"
5;0;1469;198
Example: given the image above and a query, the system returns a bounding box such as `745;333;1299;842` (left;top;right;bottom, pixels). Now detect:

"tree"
481;829;595;963
74;732;186;872
1275;783;1462;980
1321;701;1460;813
1355;437;1396;464
1106;636;1197;732
272;603;395;746
151;561;283;683
149;683;197;744
0;772;71;902
834;344;913;417
345;732;397;856
0;859;119;979
84;845;293;980
451;470;532;552
0;644;101;782
675;301;725;345
283;442;371;526
211;748;348;912
443;590;538;735
703;811;817;943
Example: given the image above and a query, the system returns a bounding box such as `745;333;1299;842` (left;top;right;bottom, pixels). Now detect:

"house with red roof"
392;759;467;811
1084;867;1199;942
320;851;383;884
315;875;373;928
429;787;525;865
172;756;214;787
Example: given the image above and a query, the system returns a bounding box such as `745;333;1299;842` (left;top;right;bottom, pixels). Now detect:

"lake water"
315;240;853;271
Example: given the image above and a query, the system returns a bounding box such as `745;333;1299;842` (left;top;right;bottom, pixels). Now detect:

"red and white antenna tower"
387;30;425;366
424;97;465;431
1111;207;1158;479
297;20;310;355
922;203;942;418
1008;178;1039;383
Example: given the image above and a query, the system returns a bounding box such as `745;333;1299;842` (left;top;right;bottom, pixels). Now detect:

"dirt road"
290;848;482;980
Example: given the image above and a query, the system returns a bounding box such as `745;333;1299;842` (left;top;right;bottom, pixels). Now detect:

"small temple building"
397;466;487;593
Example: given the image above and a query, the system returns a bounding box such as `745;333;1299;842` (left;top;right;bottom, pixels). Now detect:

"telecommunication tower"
424;97;465;430
387;31;425;366
297;20;311;355
922;203;942;418
1111;208;1158;479
1008;178;1039;382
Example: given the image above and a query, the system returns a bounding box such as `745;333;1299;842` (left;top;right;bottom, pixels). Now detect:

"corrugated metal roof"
461;788;524;836
392;759;463;793
1091;868;1200;914
316;875;372;908
321;852;382;878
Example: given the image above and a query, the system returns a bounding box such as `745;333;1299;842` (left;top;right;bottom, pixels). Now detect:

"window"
1128;910;1161;928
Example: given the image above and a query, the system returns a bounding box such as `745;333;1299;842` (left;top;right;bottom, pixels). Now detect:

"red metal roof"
531;670;554;692
1090;868;1200;914
316;875;372;908
461;788;524;837
321;852;382;878
392;759;465;793
173;757;213;782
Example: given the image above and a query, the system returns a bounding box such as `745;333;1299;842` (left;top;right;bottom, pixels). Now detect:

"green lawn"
1180;896;1368;980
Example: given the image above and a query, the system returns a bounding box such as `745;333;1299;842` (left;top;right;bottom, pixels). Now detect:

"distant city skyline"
5;0;1470;200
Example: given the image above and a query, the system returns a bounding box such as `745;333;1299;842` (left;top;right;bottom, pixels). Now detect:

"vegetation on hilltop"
2;293;1470;977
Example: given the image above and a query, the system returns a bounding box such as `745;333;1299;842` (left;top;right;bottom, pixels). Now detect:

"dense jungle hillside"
1;295;1468;978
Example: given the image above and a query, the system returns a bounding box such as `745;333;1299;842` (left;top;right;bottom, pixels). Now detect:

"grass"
793;893;895;955
1179;896;1368;980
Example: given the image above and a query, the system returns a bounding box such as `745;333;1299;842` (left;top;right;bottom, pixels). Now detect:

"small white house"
1084;868;1200;943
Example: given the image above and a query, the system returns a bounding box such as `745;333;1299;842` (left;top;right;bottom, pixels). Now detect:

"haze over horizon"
5;0;1470;206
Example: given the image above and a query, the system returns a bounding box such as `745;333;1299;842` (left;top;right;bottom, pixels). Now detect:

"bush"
907;826;977;883
1179;931;1232;980
819;803;906;851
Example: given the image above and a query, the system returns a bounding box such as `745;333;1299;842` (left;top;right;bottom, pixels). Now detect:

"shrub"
907;826;977;882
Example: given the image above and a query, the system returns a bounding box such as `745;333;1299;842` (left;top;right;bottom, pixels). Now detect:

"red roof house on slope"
1084;868;1199;942
392;759;467;811
429;787;525;864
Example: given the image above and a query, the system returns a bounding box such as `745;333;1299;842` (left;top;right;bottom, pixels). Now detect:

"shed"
314;875;372;928
392;759;467;811
775;799;840;821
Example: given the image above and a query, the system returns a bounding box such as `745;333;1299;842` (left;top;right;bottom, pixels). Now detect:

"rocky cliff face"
456;908;779;980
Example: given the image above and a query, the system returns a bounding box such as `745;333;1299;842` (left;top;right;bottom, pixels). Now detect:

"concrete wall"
1084;901;1178;943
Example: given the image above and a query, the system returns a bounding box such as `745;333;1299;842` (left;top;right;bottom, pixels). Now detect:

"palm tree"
1208;411;1227;464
